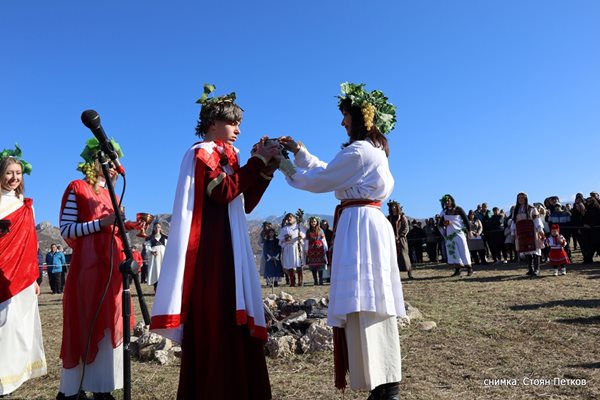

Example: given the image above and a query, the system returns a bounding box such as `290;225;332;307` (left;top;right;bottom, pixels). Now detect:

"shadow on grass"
509;299;600;311
567;362;600;369
555;315;600;325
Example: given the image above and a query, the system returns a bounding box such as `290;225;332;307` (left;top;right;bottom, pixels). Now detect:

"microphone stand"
98;151;151;400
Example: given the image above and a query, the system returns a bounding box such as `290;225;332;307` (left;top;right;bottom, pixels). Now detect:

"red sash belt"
331;199;381;391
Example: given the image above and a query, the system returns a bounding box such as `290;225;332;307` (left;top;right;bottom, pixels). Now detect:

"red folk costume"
546;226;570;266
305;230;327;268
58;180;134;369
151;141;272;400
0;198;39;303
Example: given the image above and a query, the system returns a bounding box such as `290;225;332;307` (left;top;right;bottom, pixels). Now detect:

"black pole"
97;151;150;400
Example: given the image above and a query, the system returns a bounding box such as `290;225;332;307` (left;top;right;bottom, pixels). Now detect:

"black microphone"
81;110;126;175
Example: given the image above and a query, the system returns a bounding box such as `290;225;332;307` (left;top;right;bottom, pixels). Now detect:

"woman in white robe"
0;153;46;396
146;223;167;290
279;83;405;400
438;194;473;277
278;213;305;287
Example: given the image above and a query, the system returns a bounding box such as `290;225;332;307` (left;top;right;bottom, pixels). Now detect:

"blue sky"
1;1;599;225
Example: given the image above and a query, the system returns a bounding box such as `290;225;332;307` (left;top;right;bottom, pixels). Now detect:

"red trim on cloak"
180;150;206;323
150;314;181;329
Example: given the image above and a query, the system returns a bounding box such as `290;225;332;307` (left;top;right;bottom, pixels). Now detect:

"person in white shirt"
279;83;405;400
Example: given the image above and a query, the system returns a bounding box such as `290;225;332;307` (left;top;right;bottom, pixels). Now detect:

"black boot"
450;267;461;277
93;393;116;400
318;270;324;285
407;270;414;280
379;382;400;400
312;270;318;286
467;266;474;276
57;392;90;400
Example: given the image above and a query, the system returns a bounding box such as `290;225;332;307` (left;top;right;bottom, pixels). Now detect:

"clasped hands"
251;136;301;176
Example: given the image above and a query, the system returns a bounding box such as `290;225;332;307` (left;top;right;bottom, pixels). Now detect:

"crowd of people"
4;80;598;400
387;193;600;278
258;214;333;287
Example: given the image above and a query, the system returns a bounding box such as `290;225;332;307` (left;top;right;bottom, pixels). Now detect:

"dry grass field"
6;251;600;399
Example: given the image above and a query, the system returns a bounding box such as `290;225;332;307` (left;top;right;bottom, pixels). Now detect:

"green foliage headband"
440;194;452;207
337;82;397;134
0;144;32;175
196;83;238;107
77;137;124;171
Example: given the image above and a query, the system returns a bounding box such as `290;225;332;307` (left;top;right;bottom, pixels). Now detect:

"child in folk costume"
279;212;305;287
546;224;570;276
258;221;272;284
150;85;279;399
438;194;473;277
280;83;405;400
304;216;328;286
263;228;284;286
0;146;47;396
511;192;545;277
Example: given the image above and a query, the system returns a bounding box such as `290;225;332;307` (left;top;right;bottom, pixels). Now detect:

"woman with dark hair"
146;222;167;291
511;192;545;276
438;194;473;277
280;83;404;400
0;147;47;396
279;212;305;287
305;216;328;286
467;210;486;265
387;200;413;279
320;219;333;283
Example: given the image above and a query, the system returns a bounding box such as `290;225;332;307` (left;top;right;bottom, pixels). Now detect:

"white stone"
265;336;296;358
154;349;172;365
417;321;437;331
319;297;329;307
279;291;295;302
264;298;278;310
305;320;333;353
137;331;163;348
405;302;423;321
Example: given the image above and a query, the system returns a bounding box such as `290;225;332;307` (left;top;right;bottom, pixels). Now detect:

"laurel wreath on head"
76;137;124;185
0;144;32;175
337;82;397;134
196;83;237;106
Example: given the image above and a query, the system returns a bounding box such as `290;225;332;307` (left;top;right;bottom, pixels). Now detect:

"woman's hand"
34;282;41;296
99;214;117;228
279;136;301;154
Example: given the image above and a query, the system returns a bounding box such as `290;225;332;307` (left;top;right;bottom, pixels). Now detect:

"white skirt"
0;283;47;395
281;243;303;270
345;312;402;391
148;245;165;286
59;329;123;396
328;206;405;327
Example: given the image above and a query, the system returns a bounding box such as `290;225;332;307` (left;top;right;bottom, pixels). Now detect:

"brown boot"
288;270;296;287
296;267;303;287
